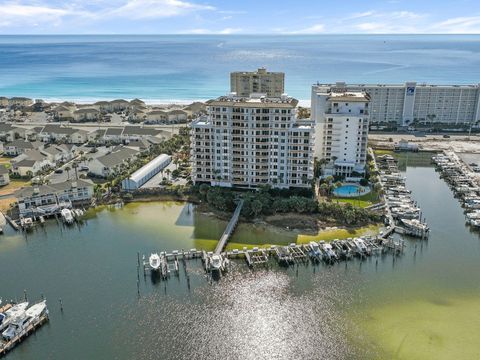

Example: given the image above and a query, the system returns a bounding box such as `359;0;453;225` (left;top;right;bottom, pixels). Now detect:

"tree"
72;162;79;180
64;166;71;179
165;169;171;179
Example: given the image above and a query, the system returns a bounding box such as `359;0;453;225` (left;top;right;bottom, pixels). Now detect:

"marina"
374;151;430;238
432;151;480;230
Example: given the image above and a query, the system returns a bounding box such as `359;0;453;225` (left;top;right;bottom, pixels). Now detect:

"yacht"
319;242;337;262
61;208;74;224
149;253;161;270
26;300;47;319
2;315;31;341
0;302;29;331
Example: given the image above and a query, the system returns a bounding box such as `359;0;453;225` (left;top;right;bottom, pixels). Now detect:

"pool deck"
333;183;371;198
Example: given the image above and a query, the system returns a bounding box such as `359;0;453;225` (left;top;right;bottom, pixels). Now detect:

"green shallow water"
1;161;480;359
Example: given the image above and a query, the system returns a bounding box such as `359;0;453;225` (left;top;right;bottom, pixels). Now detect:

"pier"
214;200;244;255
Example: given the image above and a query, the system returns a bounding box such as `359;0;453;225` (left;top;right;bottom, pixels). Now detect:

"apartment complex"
313;82;480;127
191;93;314;189
311;87;370;177
230;68;285;97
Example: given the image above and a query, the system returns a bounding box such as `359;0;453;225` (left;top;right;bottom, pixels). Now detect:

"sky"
0;0;480;34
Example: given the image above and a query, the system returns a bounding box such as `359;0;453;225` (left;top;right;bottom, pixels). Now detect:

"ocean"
1;34;480;104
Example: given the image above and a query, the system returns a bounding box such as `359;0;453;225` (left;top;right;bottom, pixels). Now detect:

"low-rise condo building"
230;68;285;97
313;82;480;127
311;87;370;177
191;93;314;189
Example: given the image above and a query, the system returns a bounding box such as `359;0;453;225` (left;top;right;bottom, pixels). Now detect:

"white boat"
149;253;161;270
319;242;337;261
354;238;370;256
61;208;74;224
2;314;31;341
308;241;322;260
5;302;28;318
210;254;223;271
26;300;47;319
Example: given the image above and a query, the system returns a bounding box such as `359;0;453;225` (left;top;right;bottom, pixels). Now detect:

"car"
79;166;89;171
443;134;451;138
54;169;64;174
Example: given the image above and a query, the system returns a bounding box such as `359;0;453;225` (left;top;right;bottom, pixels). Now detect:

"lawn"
333;191;380;208
373;149;394;156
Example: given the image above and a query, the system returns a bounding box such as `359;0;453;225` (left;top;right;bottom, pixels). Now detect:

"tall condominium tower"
191;93;314;188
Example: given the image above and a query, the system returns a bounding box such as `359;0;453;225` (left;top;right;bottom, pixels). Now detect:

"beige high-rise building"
191;93;314;189
230;68;285;97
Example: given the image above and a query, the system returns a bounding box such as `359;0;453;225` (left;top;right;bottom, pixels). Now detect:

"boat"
0;302;29;331
209;254;223;272
319;241;337;262
354;238;371;256
2;314;31;341
25;300;47;319
20;217;34;230
61;208;74;224
39;216;45;225
149;253;161;270
308;241;322;260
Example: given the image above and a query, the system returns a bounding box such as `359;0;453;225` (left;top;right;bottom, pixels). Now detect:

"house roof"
0;164;8;175
14;159;37;167
41;125;77;135
41;146;62;156
122;126;160;136
0;124;15;132
15;179;94;199
74;108;100;114
105;128;123;136
96;147;138;168
7;140;33;150
24;149;48;161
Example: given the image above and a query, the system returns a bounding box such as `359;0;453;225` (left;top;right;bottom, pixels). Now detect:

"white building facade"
311;87;370;177
313;82;480;127
191;93;314;189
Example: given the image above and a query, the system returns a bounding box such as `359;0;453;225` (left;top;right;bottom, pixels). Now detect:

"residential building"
167;110;188;123
73;108;100;122
0;165;10;186
15;179;94;217
4;140;36;156
122;154;171;190
311;87;370;177
191;93;314;189
146;110;168;122
230;68;285;97
313;82;480;127
0;124;20;142
88;146;139;178
52;105;74;120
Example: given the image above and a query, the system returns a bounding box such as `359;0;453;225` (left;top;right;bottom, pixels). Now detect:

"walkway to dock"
214;200;244;255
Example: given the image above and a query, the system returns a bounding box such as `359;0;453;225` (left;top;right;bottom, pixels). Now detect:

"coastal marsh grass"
296;224;381;244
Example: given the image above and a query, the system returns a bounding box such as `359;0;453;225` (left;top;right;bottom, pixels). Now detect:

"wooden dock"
214;200;244;255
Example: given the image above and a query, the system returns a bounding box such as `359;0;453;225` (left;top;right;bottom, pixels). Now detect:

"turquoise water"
1;35;480;102
333;184;368;197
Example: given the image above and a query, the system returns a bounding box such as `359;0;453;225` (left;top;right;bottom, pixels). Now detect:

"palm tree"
72;162;79;180
64;166;71;180
165;169;171;179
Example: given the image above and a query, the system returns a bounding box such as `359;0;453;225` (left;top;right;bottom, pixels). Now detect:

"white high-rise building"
191;93;314;189
311;86;370;177
313;82;480;127
230;68;285;97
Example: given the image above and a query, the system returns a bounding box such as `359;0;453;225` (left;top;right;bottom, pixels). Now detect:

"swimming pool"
333;184;370;197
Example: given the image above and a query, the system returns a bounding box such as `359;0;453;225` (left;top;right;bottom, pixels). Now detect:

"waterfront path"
214;200;244;255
